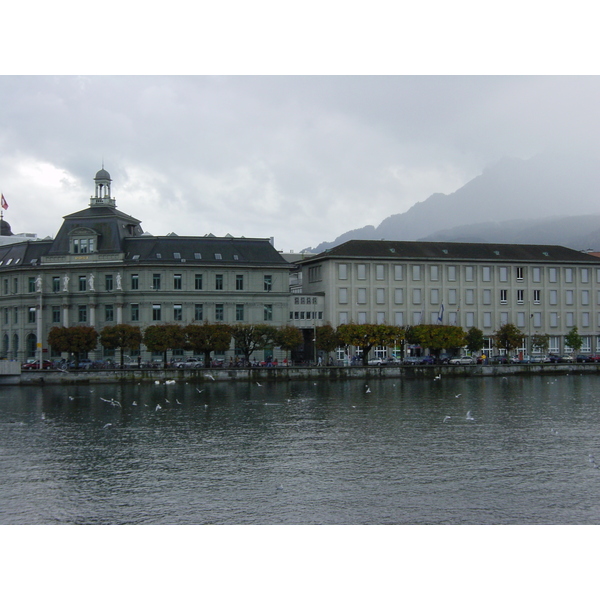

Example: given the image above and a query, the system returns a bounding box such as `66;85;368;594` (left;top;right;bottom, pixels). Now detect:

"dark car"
576;354;592;363
489;355;508;364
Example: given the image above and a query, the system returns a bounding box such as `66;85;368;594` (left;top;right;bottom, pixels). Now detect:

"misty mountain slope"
305;153;600;253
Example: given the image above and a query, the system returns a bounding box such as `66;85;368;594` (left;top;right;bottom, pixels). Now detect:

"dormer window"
70;228;98;255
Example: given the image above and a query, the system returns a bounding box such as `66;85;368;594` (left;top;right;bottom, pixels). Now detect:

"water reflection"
1;374;599;524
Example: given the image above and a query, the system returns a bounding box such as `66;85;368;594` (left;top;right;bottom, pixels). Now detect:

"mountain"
304;153;600;253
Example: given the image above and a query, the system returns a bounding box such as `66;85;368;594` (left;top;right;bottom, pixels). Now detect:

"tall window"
500;290;507;304
394;265;403;281
152;304;161;321
376;265;385;280
195;274;203;290
357;264;367;280
105;274;113;291
215;304;224;321
78;305;87;322
195;304;203;321
174;274;182;290
264;304;273;321
517;290;524;304
533;290;541;304
28;307;36;323
52;306;60;323
105;304;114;321
215;274;223;290
516;267;524;281
236;275;244;290
53;277;60;293
28;277;36;293
153;274;161;290
131;274;139;290
131;303;139;321
338;264;348;280
173;304;182;321
79;276;86;291
236;304;244;321
264;275;272;291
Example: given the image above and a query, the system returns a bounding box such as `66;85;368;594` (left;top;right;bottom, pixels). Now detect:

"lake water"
1;374;600;524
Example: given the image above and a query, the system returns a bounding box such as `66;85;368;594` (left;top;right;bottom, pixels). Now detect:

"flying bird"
466;411;475;421
444;416;452;423
155;404;162;411
206;374;215;381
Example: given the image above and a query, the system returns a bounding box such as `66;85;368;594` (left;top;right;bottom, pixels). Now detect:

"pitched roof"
302;239;600;264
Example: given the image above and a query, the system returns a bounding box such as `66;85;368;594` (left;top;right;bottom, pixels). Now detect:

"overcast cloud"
1;76;599;252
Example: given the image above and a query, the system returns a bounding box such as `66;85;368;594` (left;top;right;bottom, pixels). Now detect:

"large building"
297;239;600;358
0;168;301;364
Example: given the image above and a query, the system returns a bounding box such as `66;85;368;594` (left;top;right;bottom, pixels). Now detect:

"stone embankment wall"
14;363;600;385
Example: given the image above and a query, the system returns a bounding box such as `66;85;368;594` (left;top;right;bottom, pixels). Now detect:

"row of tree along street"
45;321;587;369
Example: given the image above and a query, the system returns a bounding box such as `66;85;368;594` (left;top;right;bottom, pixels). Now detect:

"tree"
337;323;404;366
315;324;340;362
465;327;485;355
530;333;550;355
409;324;467;359
274;325;303;363
565;326;583;354
143;324;186;367
231;324;278;364
100;324;142;367
48;326;99;367
184;322;232;366
493;323;525;355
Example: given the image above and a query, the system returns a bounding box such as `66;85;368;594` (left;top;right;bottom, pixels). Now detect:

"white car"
449;356;475;365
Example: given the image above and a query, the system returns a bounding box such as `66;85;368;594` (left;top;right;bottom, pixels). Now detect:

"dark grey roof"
301;239;600;264
95;168;111;180
123;236;289;266
48;206;143;255
0;239;53;270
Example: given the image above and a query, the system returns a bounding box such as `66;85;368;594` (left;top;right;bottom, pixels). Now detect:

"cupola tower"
90;166;116;208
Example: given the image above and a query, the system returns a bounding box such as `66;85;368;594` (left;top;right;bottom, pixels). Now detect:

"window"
3;307;7;325
483;289;491;305
28;307;36;323
565;268;573;283
264;275;273;291
549;290;558;305
582;313;590;327
531;289;540;304
394;265;403;281
131;304;139;321
52;306;60;323
581;268;589;283
430;265;439;281
3;279;7;295
500;312;508;325
582;290;590;305
152;304;161;321
105;274;113;291
566;312;574;327
338;288;348;304
376;288;385;304
482;267;491;282
338;264;348;280
429;288;438;304
412;265;421;281
483;312;492;328
13;278;17;294
13;307;18;324
466;312;475;327
195;304;203;321
153;274;161;290
500;290;507;304
394;288;403;304
28;277;36;293
215;304;224;321
78;305;87;322
448;289;457;304
499;267;508;282
357;288;367;304
516;267;524;281
79;276;86;292
53;277;60;293
215;274;223;290
376;312;386;324
465;266;474;282
173;252;181;259
194;253;202;260
532;267;541;283
412;289;422;304
105;304;114;321
517;290;524;304
173;304;182;321
517;312;525;327
131;274;139;290
376;265;384;280
358;312;367;324
447;266;456;281
195;274;203;290
174;274;182;290
339;312;349;325
550;312;558;327
236;304;244;321
533;313;542;328
464;288;474;304
549;268;557;283
566;290;574;305
394;312;404;326
411;311;422;325
214;253;222;260
264;304;273;321
236;274;244;290
357;264;367;280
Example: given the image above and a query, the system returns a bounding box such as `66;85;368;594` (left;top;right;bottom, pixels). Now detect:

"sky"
2;75;600;253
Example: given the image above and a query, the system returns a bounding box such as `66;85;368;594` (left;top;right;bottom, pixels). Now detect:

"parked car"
368;357;385;366
561;355;575;363
178;357;204;368
420;356;435;365
449;356;475;365
575;354;592;363
21;359;53;370
403;356;421;366
490;355;509;364
588;355;600;363
547;354;562;363
530;355;546;363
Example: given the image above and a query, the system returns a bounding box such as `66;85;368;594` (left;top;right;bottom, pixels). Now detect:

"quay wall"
11;363;600;386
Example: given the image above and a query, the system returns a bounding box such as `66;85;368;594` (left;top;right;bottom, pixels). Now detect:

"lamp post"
36;275;43;367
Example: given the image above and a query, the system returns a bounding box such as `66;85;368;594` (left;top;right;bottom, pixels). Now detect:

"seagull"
206;374;215;381
103;423;113;429
41;412;46;421
68;395;75;401
132;401;137;406
444;416;452;423
366;386;371;393
165;398;170;404
176;399;182;405
466;411;475;421
455;394;462;398
434;374;441;381
154;380;160;385
155;404;162;411
256;382;262;387
165;380;176;385
196;388;204;394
